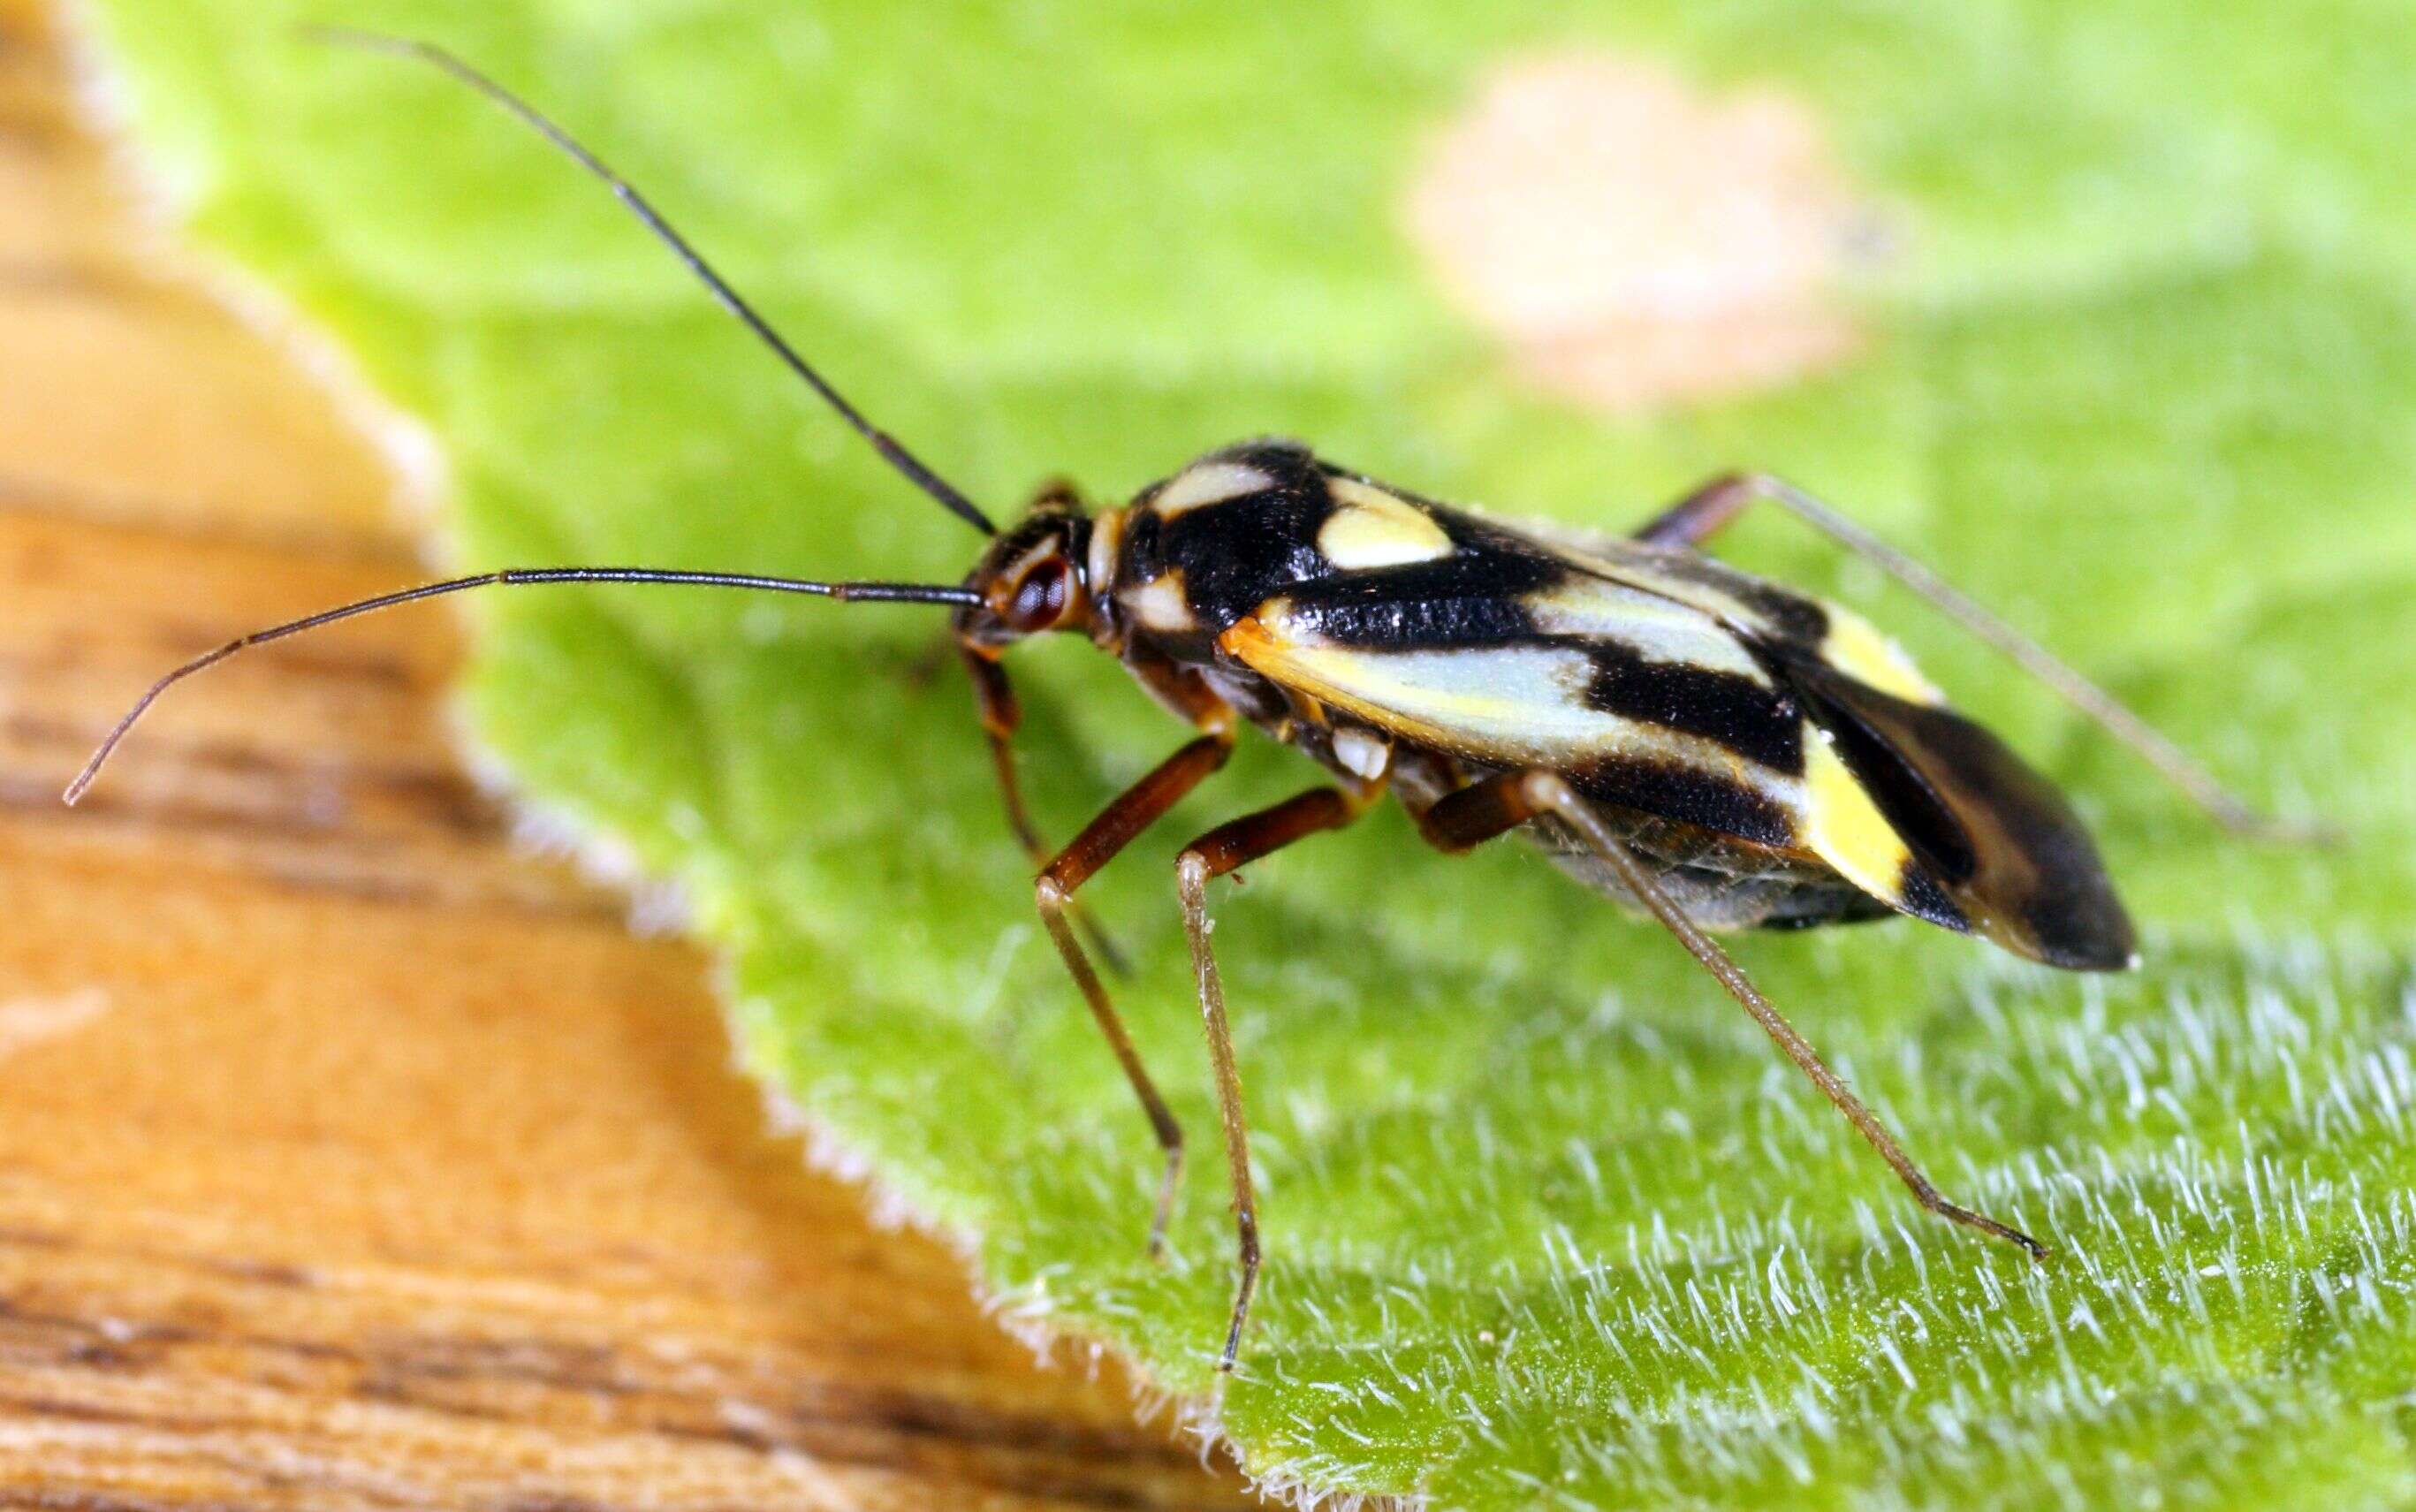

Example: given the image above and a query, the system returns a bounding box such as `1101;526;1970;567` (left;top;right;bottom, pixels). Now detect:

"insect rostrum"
67;31;2317;1373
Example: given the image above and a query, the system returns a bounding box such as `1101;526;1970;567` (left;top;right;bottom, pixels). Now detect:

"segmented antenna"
63;569;980;805
306;26;999;538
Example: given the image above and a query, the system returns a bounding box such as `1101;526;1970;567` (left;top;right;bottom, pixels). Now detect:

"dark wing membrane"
1774;651;2136;970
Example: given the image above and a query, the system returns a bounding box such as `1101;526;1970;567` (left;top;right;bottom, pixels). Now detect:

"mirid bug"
68;31;2321;1372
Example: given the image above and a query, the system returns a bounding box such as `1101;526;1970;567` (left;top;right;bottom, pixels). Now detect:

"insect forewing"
1216;488;2132;963
1774;651;2136;969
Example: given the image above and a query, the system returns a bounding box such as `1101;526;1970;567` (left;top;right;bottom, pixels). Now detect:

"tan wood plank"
0;4;1249;1504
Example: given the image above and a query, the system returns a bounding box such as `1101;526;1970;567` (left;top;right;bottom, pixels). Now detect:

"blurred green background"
82;1;2416;1507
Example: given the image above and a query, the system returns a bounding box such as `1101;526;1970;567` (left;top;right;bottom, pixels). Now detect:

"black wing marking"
1774;650;2137;971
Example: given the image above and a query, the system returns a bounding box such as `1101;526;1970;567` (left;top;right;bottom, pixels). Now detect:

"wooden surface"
0;5;1254;1506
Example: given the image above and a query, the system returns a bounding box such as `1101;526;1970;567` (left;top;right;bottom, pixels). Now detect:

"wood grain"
0;4;1253;1505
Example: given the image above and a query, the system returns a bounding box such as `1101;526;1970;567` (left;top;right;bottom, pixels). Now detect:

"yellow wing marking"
1798;723;1915;907
1817;602;1941;705
1317;478;1456;570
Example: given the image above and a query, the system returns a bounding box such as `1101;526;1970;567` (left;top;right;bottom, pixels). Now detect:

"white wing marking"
1224;601;1801;813
1521;574;1774;682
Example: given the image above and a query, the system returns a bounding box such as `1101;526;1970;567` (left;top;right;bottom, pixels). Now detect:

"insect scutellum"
68;30;2329;1374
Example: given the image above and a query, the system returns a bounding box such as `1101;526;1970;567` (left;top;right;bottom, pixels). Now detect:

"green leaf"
82;1;2416;1506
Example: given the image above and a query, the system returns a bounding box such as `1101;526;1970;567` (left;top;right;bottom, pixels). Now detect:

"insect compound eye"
1003;556;1074;633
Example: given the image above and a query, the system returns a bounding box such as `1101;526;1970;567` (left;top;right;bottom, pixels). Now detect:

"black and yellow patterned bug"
67;33;2318;1371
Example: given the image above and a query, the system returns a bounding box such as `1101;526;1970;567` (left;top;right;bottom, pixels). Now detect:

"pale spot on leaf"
1409;54;1878;411
0;988;111;1061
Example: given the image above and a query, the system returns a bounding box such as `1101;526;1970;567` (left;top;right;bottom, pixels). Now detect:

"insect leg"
1629;472;1762;551
961;645;1128;973
1174;786;1367;1371
1414;768;2049;1261
1036;730;1236;1257
1634;472;2322;842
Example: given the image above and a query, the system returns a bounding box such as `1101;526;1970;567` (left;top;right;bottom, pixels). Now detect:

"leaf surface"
81;2;2416;1505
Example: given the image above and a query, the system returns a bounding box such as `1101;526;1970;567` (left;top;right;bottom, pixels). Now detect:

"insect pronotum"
70;30;2321;1371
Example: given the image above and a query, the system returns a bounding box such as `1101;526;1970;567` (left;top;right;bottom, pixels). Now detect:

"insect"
69;31;2318;1371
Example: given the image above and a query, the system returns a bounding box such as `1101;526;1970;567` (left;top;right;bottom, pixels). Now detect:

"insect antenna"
1645;472;2335;845
62;568;979;806
1749;477;2335;844
302;25;999;539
